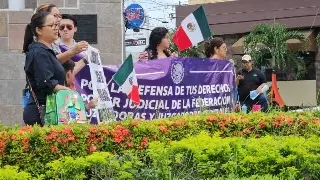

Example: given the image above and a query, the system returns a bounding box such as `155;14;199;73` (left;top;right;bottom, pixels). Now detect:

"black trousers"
23;104;42;126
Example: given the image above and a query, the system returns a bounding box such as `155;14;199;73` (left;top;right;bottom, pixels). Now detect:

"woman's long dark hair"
23;12;50;53
204;37;225;58
145;27;170;60
62;60;75;72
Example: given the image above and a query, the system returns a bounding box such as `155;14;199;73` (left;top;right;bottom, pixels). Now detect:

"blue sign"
124;4;145;29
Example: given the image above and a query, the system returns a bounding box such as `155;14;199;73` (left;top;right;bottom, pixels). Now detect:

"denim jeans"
241;93;268;112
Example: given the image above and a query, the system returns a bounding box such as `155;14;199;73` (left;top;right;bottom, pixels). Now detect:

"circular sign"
124;4;145;29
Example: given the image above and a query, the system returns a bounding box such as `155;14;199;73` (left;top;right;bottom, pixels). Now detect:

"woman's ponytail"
22;24;34;53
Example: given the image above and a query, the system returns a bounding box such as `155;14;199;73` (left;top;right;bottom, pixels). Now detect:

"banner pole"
107;78;113;86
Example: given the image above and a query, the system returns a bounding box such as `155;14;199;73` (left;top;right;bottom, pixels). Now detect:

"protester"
139;27;177;61
205;37;239;110
237;55;268;112
55;14;88;75
204;37;227;60
23;12;70;126
36;4;88;68
62;60;98;111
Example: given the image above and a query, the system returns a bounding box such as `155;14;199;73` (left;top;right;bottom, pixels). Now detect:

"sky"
124;0;189;30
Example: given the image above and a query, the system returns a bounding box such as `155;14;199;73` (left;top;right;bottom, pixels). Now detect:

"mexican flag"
113;54;140;105
173;5;212;51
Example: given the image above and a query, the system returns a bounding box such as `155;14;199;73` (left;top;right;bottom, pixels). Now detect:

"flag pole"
107;78;113;86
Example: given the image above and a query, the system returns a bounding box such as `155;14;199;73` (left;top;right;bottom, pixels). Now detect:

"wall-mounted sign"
73;14;98;44
124;3;145;29
125;38;147;47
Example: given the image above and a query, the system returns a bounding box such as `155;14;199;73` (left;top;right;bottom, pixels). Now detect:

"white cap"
242;54;252;61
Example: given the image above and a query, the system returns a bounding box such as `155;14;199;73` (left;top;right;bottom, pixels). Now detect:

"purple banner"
75;57;235;121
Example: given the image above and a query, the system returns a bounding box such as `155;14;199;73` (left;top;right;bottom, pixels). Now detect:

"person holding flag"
138;27;177;61
172;5;239;111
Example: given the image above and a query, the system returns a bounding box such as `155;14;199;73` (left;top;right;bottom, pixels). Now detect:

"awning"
286;30;317;52
230;37;265;55
230;36;245;55
230;30;317;55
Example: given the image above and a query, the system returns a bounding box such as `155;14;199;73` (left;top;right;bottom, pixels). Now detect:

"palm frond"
244;23;307;73
317;33;320;45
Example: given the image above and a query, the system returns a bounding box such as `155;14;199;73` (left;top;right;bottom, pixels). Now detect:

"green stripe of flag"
193;5;212;38
113;54;134;86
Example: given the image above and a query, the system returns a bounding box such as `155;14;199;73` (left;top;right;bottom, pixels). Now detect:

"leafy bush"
0;165;31;180
146;133;320;179
0;112;320;177
44;152;143;180
1;134;319;179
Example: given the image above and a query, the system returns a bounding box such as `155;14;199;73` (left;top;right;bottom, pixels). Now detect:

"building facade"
0;0;122;125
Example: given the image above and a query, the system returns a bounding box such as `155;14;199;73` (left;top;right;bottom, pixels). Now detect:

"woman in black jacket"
23;11;70;126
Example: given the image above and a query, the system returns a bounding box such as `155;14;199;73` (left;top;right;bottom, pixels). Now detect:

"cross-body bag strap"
26;75;41;111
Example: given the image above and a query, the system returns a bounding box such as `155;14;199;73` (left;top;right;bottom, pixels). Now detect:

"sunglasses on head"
59;24;73;31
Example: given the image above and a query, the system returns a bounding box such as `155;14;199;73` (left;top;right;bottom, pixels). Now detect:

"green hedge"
147;133;320;179
0;112;320;177
1;134;319;179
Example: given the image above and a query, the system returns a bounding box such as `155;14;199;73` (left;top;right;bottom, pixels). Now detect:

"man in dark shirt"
236;55;268;112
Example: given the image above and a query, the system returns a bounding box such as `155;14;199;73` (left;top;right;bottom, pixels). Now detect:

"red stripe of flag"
173;26;192;51
128;85;140;105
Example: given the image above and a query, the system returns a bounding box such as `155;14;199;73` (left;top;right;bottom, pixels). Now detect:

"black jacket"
24;42;66;105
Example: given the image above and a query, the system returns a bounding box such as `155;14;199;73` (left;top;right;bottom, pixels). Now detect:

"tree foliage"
244;24;307;79
317;33;320;45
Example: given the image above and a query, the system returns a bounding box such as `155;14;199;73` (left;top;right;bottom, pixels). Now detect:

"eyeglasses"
221;46;227;50
53;14;62;19
59;24;73;31
43;23;59;29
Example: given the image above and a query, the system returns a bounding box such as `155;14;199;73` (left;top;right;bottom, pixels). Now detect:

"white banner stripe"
136;72;165;76
103;66;165;77
190;70;233;73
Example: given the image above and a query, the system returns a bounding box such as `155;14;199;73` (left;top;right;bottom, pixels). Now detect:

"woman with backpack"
23;12;71;126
